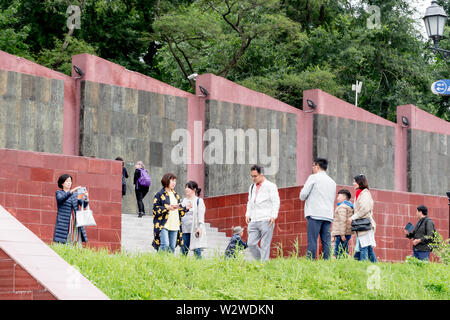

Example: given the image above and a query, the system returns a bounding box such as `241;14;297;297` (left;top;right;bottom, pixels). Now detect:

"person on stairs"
134;161;151;218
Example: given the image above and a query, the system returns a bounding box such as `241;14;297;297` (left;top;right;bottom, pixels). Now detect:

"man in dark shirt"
115;157;128;197
404;205;436;261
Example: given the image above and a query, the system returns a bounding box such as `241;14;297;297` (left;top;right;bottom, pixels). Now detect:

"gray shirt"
181;198;194;234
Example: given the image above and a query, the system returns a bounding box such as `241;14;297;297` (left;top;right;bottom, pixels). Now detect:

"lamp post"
423;1;450;62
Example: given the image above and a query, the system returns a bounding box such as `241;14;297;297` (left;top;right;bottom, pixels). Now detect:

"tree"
0;1;33;60
239;67;345;109
0;0;188;78
36;37;97;75
153;0;282;91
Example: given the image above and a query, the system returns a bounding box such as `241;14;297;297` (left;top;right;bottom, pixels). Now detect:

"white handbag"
76;204;96;227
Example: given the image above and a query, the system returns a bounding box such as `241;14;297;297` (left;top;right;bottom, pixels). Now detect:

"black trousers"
135;187;149;214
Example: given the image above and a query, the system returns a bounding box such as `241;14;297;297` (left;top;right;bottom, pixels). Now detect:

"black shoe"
138;212;143;218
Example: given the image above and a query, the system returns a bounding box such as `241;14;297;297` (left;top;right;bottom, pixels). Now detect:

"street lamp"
423;1;450;61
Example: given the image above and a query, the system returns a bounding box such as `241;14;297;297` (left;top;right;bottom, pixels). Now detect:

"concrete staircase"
121;214;231;258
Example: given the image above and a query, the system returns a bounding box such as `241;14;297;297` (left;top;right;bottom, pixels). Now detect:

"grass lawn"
51;244;449;300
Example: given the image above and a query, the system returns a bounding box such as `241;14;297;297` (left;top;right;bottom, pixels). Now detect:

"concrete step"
121;214;232;258
122;233;228;239
122;235;229;243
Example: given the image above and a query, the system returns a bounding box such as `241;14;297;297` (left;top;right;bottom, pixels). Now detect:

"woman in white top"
181;181;207;259
348;174;377;263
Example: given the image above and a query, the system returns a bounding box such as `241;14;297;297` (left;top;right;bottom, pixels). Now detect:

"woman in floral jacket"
152;173;190;253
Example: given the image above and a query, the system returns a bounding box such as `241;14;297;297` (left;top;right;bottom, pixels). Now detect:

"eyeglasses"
251;174;259;178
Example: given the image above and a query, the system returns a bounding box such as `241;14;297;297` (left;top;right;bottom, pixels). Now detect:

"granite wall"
79;80;188;214
0;70;64;154
313;114;396;190
204;100;297;197
407;129;449;195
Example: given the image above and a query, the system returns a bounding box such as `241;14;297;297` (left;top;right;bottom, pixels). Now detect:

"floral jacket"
152;188;187;250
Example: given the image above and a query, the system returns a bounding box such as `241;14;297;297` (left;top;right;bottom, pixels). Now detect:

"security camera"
187;73;198;80
401;116;409;128
199;85;209;97
304;99;316;113
73;65;84;79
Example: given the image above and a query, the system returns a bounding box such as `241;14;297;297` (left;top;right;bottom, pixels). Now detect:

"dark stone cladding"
407;129;449;196
79;80;188;214
204;99;297;197
0;70;64;154
313;114;395;190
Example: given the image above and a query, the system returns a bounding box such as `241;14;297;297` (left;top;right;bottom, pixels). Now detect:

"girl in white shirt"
181;181;207;258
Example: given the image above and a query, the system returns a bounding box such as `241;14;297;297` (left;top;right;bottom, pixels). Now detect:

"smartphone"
76;187;87;199
195;231;200;238
77;187;87;194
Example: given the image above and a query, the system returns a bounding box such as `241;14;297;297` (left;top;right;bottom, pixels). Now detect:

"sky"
350;0;435;39
411;0;431;37
411;0;433;38
412;0;431;17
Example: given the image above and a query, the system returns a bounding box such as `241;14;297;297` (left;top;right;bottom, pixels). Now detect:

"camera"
187;73;198;80
76;187;87;195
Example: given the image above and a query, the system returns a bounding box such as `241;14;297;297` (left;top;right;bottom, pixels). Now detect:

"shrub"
429;231;450;265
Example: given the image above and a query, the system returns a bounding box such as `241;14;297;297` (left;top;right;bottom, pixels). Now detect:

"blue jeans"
355;238;377;262
181;233;202;259
160;228;178;253
334;235;352;258
306;217;332;260
413;249;430;261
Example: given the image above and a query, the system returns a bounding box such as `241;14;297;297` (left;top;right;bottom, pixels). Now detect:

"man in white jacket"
245;165;280;261
299;158;336;260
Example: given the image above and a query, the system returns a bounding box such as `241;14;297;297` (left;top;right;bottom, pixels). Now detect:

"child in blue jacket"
225;226;248;258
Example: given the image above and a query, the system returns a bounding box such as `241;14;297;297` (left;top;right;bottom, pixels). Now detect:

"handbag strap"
194;198;201;229
77;200;90;212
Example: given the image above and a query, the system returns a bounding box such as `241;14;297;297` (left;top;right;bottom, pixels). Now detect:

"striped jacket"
53;190;89;243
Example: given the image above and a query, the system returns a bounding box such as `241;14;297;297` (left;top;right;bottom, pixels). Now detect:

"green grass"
50;244;450;300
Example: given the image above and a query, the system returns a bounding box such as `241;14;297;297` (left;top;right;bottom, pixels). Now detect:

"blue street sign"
431;79;450;95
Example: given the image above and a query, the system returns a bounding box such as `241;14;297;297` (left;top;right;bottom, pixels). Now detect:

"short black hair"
417;205;428;216
250;165;263;174
314;158;328;171
57;174;73;189
115;157;123;161
338;189;351;200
